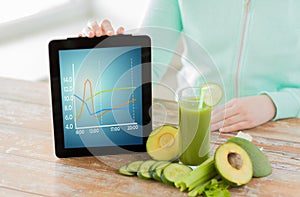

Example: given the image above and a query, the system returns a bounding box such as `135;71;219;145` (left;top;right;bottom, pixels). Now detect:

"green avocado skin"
227;137;272;178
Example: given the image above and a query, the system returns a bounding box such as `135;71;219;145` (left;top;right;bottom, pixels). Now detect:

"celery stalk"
174;156;217;191
188;180;211;197
175;157;214;185
187;167;217;191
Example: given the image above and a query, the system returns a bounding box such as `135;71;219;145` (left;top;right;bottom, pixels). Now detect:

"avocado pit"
228;152;243;170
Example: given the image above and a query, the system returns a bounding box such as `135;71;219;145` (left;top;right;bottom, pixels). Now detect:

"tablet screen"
49;35;151;157
59;46;144;148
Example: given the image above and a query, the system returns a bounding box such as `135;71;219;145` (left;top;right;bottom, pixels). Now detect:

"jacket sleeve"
262;88;300;120
140;0;182;83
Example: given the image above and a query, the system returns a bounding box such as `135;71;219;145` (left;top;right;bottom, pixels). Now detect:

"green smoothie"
179;98;211;166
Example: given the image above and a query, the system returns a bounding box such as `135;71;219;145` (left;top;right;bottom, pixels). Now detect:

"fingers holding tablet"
79;19;125;38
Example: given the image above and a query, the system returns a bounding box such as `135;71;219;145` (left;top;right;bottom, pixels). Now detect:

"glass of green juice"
178;87;211;166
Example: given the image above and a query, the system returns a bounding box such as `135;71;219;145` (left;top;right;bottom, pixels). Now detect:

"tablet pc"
49;35;152;158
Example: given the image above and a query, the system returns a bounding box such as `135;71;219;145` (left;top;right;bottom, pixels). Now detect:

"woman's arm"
141;0;182;83
262;88;300;120
211;95;276;132
211;88;300;132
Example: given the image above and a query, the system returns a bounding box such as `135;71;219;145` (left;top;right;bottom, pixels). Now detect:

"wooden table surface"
0;77;299;197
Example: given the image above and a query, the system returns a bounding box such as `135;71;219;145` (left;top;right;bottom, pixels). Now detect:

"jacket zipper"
235;0;251;97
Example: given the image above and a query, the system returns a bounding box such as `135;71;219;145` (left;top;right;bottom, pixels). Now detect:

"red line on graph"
75;79;135;123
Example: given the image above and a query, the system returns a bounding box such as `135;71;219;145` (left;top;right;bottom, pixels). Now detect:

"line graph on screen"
74;79;137;129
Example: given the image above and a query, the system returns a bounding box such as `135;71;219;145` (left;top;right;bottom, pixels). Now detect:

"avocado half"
214;142;253;186
227;137;272;178
146;125;179;161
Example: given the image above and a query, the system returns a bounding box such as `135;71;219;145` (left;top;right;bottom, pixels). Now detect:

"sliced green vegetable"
151;161;171;181
137;160;157;180
161;163;192;186
149;160;161;174
117;158;231;196
126;160;144;174
118;165;135;176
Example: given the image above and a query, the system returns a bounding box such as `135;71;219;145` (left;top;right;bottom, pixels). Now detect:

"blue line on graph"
74;94;131;116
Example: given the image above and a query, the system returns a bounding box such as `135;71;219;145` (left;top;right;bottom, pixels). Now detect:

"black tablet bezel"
49;35;152;158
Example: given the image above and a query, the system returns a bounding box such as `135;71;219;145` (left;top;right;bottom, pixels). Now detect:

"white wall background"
0;0;150;81
0;0;178;100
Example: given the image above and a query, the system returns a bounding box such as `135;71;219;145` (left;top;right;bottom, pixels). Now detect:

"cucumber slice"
137;160;157;180
127;160;144;174
201;82;223;107
149;161;161;172
161;163;192;186
118;165;135;176
153;161;171;182
148;161;163;177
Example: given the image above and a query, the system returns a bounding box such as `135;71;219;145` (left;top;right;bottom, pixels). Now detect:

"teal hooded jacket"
142;0;300;120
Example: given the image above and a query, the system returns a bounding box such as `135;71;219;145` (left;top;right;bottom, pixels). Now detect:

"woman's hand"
211;95;276;132
79;19;125;38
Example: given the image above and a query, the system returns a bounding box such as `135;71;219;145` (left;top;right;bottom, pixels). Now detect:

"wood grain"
0;77;300;197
